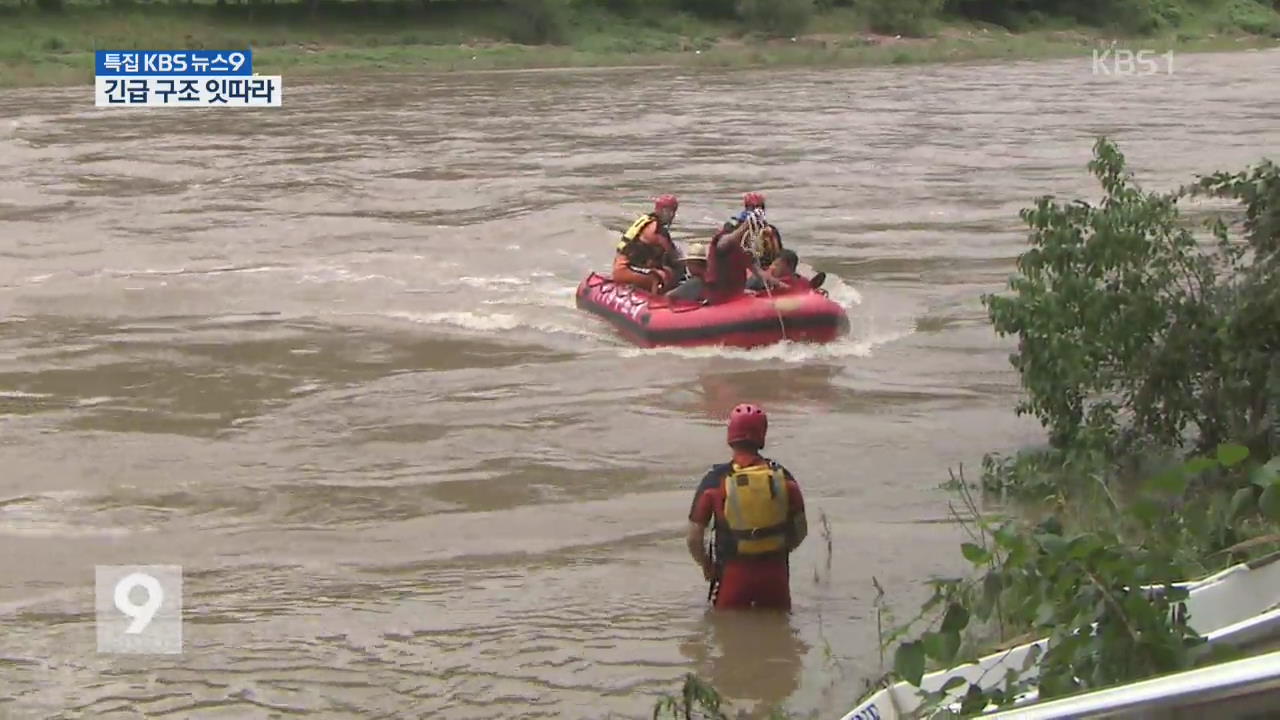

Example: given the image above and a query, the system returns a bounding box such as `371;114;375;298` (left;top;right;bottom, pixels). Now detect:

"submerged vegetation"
653;140;1280;717
1;0;1279;87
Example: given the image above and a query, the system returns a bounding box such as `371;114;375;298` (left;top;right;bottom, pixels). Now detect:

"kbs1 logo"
94;50;282;108
1092;47;1175;76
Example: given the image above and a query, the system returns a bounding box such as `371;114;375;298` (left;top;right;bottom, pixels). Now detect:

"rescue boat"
574;272;850;349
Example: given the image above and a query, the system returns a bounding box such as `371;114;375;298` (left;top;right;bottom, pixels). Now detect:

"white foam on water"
387;310;523;332
100;266;190;277
819;273;863;308
480;282;578;308
89;263;427;290
200;265;287;275
454;275;531;289
5;490;84;503
0;490;150;539
192;313;284;327
90;264;294;280
0;117;41;140
0;587;86;616
612;326;912;364
298;267;405;285
0;522;142;539
386;309;600;340
75;396;115;407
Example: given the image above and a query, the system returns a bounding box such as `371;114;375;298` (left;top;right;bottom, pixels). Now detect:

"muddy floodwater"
2;48;1278;719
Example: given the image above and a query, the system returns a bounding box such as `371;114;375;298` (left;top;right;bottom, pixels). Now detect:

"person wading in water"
686;403;808;610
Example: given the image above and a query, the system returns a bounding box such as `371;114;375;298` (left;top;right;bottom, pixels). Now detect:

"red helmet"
727;403;768;448
743;192;765;209
655;194;679;211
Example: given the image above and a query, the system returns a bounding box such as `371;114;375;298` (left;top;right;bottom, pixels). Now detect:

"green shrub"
861;0;945;37
1225;0;1280;34
678;0;740;19
502;0;569;44
736;0;814;36
982;138;1279;458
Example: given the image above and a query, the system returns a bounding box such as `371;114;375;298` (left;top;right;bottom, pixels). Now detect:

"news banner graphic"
94;50;282;108
95;565;183;654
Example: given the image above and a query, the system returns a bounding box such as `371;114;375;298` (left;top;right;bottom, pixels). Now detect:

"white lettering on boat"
595;283;647;321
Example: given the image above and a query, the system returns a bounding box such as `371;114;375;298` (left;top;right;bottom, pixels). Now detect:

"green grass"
1;1;1278;88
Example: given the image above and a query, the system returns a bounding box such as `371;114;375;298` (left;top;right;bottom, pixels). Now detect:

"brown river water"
1;48;1278;719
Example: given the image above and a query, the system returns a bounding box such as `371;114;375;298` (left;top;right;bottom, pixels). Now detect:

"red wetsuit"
704;230;754;304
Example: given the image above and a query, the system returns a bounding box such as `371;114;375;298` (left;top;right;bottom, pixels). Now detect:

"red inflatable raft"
574;272;850;349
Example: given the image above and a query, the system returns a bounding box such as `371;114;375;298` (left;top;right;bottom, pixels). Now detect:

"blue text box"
95;50;253;76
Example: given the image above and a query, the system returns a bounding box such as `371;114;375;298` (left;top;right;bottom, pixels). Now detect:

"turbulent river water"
1;47;1278;719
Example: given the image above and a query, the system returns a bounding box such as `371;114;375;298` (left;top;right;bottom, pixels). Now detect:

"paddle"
809;271;826;290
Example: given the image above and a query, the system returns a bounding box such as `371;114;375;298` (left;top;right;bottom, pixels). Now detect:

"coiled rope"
743;210;788;342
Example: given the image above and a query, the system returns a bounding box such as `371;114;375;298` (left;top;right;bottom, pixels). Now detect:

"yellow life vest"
617;213;659;253
721;462;790;556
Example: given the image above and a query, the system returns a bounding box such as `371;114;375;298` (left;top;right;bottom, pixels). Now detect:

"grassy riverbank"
2;0;1279;88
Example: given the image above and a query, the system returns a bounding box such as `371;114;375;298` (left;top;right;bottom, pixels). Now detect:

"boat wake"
378;267;911;362
614;325;912;363
383;309;593;339
612;269;909;362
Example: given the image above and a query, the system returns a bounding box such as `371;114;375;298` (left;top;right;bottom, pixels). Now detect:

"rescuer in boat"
722;192;784;268
686;403;808;611
703;210;780;303
612;194;681;294
665;241;709;302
